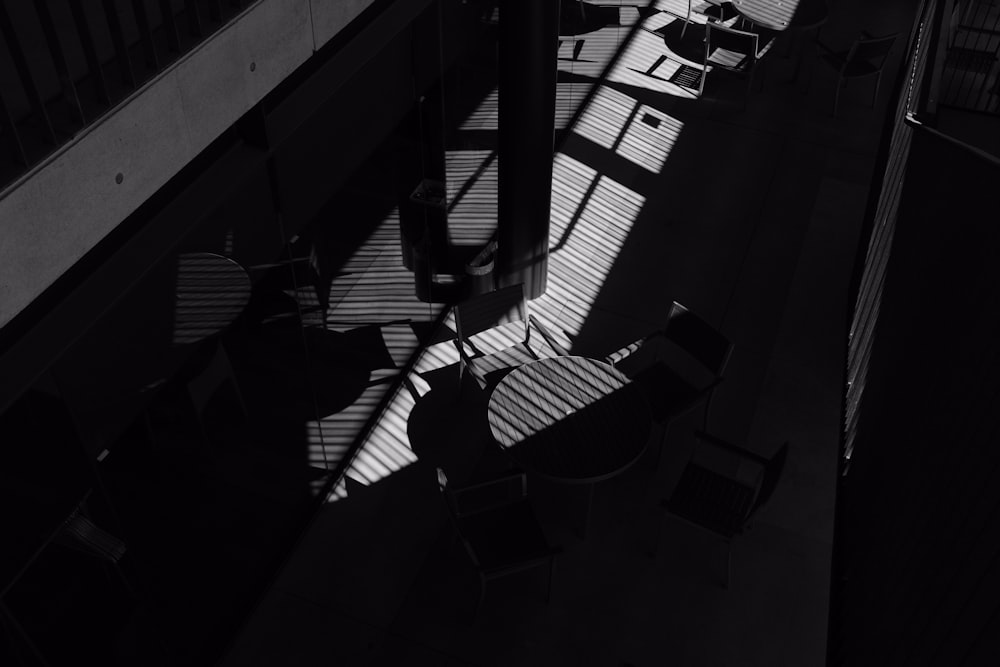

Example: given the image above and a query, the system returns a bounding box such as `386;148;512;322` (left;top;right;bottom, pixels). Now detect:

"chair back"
747;442;789;519
437;467;528;519
705;22;759;67
455;284;529;343
848;33;897;68
186;338;241;417
663;301;733;378
55;507;127;563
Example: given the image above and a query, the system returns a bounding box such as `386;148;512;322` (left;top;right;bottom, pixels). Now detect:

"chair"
700;22;776;105
656;431;788;588
604;300;733;468
816;31;898;117
53;498;135;597
673;1;740;41
436;467;560;618
184;337;248;442
454;283;570;394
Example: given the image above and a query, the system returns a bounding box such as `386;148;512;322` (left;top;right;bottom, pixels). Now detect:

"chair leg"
1;601;50;667
547;555;556;603
651;425;667;470
650;508;663;558
872;72;882;108
723;540;732;589
580;482;596;540
473;573;487;621
833;77;843;117
105;560;137;598
681;0;691;40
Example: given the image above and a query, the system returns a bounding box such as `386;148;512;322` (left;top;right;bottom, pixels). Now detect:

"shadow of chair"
604;300;733;469
700;21;777;106
454;283;570;396
815;30;898;117
655;431;788;588
436;467;560;619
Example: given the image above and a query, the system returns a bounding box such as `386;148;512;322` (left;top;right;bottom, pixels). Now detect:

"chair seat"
820;52;882;78
664;463;755;538
458;499;553;572
630;362;704;424
56;512;127;562
708;47;752;71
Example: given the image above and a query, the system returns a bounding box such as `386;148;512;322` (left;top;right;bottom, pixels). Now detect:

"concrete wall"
0;0;375;329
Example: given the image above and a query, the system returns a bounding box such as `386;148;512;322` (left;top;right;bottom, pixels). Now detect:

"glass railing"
0;0;250;191
917;0;1000;158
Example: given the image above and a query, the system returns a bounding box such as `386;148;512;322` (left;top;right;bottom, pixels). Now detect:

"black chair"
453;283;569;395
671;0;740;41
816;31;898;117
700;22;777;106
53;496;135;597
656;431;788;588
436;467;560;619
604;301;733;468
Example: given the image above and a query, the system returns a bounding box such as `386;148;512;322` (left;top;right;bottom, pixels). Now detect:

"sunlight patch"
558;29;630;79
343;395;418;487
573;86;637;149
616;106;683;173
547;153;644;336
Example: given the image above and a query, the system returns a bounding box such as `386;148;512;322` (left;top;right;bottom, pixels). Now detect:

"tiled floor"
220;1;917;665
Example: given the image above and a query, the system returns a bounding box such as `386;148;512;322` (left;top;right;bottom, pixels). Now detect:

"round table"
731;0;828;31
171;252;252;345
488;356;652;536
52;252;252;458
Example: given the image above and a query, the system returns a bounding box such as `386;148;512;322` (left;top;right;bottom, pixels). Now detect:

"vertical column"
496;0;560;298
401;1;449;281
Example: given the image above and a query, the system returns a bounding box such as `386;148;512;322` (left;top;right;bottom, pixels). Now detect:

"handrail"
920;0;949;116
905;111;1000;166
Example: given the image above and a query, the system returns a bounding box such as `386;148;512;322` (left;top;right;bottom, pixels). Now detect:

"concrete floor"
220;1;917;665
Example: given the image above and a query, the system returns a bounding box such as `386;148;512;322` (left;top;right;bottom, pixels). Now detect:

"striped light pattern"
321;0;708;500
171;253;252;345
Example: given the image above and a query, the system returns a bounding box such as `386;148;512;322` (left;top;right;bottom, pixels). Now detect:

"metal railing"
926;0;1000;114
0;0;250;191
843;0;936;471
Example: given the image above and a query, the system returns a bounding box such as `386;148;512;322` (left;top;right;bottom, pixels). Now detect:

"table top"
172;252;252;345
488;356;652;484
731;0;828;31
